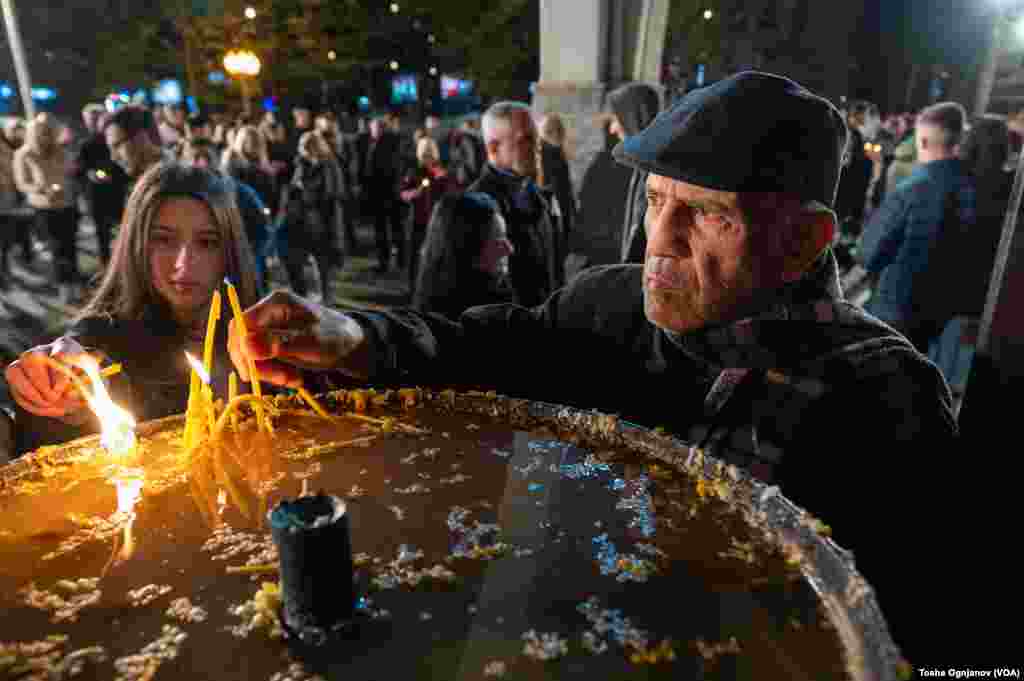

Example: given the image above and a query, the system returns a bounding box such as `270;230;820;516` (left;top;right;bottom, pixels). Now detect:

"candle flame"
185;352;211;385
79;358;137;455
113;468;144;561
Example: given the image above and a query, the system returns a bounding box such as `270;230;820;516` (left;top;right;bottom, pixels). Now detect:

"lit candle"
224;278;266;432
185;352;216;434
75;357;136;456
203;291;221;380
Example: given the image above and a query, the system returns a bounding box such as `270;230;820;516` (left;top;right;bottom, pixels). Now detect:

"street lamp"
223;49;261;115
429;66;438;76
427;33;436;44
244;6;256;20
703;9;713;20
390;60;399;71
390;3;399;13
328;50;337;61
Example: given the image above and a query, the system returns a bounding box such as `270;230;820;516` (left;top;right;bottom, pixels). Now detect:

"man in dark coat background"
355;117;405;272
467;101;566;308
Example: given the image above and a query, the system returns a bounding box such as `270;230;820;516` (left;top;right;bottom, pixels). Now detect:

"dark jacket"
539;140;576;237
356;131;402;197
343;250;957;660
12;314;246;457
76;131;129;220
607;83;661;263
468;163;567;308
861;158;977;332
412;268;517;321
835;127;873;231
224;158;278;215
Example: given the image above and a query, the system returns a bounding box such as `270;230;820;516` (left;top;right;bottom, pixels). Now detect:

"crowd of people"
0;68;1010;662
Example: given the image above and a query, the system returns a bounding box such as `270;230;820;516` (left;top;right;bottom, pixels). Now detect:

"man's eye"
200;238;220;249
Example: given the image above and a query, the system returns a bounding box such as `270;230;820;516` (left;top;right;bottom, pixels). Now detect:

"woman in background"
400;136;456;296
413;192;516;320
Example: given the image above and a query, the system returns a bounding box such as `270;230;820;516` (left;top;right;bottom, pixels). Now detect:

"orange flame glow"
78;358;136;455
113;468;144;561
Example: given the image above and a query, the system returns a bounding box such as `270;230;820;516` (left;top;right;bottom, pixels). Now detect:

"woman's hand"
227;289;371;389
4;337;94;420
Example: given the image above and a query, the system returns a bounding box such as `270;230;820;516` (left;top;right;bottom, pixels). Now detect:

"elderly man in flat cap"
228;72;960;662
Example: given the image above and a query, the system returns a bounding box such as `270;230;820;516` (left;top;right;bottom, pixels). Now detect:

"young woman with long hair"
222;125;278;215
3;162;260;456
413;191;516;320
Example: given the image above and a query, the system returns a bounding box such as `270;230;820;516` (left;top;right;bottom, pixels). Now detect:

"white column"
1;0;35;119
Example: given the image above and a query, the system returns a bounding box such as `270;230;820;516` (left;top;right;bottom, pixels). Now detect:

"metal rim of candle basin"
0;391;901;681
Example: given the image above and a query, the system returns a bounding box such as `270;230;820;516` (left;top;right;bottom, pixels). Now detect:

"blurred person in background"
0;118;27;288
400;136;457;296
471;101;566;307
413;192;516;319
180;137;270;291
860;102;974;353
605;83;661;264
835;101;881;241
158;104;187;149
356;117;405;273
538;112;576;241
314;113;359;256
222;125;278;216
283;130;344;300
449;117;486;188
77;104;129;269
13;113;79;303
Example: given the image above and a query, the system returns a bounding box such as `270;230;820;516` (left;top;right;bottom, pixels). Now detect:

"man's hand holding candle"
4;337;100;421
227;290;372;389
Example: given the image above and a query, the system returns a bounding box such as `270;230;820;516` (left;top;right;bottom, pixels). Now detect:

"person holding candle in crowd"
225;72;966;662
3;162;260;456
400;136;457;296
13;112;80;304
412;192;516;320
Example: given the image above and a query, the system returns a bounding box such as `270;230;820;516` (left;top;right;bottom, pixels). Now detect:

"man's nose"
646;202;691;256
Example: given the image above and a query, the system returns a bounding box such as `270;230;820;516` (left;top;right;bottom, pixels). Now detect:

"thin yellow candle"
203;291;221;374
224;278;265;432
185;368;200;449
228;371;239;431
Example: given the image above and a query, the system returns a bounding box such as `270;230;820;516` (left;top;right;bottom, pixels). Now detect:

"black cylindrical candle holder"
269;493;354;644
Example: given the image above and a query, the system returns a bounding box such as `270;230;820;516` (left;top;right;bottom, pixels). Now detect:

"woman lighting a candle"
3;162;261;457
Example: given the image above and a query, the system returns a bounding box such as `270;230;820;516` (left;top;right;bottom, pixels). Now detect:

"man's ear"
781;210;834;283
485;139;500;160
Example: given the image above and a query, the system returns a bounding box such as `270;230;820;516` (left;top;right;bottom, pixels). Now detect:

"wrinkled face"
148;197;227;326
490;110;538;179
475;213;514;275
642;175;783;334
105;123;150;178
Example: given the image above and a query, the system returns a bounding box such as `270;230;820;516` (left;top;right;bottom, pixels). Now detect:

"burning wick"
185;351;211;386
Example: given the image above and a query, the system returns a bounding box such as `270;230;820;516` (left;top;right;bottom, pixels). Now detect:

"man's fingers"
243;290;317;332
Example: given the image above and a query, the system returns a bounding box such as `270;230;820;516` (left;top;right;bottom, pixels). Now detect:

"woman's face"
148;197;227;326
475;213;514;275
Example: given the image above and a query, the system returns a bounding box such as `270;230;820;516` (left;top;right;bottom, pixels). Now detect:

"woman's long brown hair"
74;162;260;328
